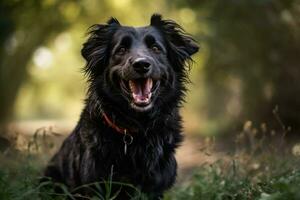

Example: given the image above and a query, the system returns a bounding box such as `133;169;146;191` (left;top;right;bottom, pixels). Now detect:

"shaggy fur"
43;14;198;199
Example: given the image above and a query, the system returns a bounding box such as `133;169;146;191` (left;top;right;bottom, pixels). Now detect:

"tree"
190;0;300;134
0;0;79;136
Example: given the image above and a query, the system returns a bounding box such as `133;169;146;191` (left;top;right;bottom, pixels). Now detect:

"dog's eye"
116;47;127;55
151;45;161;53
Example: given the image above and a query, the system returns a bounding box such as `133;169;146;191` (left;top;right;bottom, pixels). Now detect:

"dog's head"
82;14;198;114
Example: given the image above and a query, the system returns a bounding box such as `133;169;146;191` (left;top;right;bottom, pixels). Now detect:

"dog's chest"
100;132;172;173
113;134;166;168
114;136;175;189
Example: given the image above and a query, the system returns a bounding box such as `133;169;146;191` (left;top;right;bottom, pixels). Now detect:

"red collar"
102;112;135;154
102;112;135;135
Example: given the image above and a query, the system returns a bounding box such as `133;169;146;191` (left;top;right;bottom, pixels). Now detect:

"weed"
1;108;299;199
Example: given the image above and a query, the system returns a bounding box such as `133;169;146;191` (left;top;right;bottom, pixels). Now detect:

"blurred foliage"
1;0;300;136
0;0;206;124
0;0;74;123
1;1;300;198
193;0;300;135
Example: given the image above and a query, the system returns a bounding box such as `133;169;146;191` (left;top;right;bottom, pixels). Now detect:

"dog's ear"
150;14;163;27
150;14;199;59
81;18;120;78
107;17;121;26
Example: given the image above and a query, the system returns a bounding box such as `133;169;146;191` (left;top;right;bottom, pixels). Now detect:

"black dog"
43;14;198;199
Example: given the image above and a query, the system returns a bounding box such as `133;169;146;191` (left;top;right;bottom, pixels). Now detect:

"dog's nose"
132;58;151;74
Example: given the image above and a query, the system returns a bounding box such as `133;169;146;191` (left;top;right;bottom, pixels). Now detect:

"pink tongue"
129;78;153;104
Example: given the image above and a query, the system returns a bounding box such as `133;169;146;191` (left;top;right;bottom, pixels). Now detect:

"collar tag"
123;129;133;155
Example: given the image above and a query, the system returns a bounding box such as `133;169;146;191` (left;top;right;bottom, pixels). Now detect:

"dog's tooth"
129;80;135;93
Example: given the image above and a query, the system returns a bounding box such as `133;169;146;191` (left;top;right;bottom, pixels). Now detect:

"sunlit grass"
166;108;300;200
1;111;300;200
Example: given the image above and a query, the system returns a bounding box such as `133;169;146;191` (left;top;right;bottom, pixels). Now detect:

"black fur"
43;14;199;199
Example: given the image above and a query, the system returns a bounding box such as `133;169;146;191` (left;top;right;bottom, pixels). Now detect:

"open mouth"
129;78;153;106
120;78;159;110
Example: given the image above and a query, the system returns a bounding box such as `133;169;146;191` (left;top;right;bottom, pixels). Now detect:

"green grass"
0;152;147;200
1;150;299;200
1;118;300;199
165;111;300;200
165;161;300;200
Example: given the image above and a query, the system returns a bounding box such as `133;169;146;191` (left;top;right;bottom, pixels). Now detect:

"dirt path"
8;120;222;182
175;136;222;182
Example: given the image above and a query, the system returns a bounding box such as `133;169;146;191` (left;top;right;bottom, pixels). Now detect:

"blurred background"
1;0;300;146
2;1;300;198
